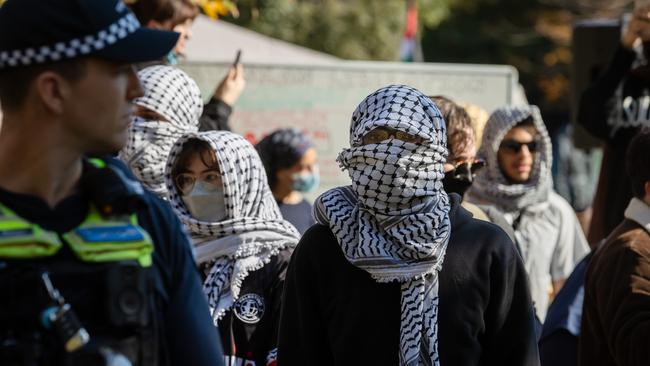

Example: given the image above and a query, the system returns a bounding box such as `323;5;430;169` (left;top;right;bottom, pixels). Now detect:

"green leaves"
224;0;406;61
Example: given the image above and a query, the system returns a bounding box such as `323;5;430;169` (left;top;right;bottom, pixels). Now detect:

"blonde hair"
459;102;489;149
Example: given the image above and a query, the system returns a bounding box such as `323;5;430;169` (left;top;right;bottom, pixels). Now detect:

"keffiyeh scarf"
119;65;203;197
165;131;300;324
468;105;553;214
314;85;451;366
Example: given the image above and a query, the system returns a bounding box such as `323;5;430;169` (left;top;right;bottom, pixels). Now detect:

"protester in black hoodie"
278;85;539;366
577;6;650;244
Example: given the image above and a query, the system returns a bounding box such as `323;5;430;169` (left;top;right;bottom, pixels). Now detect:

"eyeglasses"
499;139;539;154
361;127;425;146
174;170;222;195
448;159;486;179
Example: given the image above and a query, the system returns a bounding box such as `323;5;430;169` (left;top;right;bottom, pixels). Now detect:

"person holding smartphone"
200;51;246;132
129;0;246;132
278;85;540;366
577;2;650;246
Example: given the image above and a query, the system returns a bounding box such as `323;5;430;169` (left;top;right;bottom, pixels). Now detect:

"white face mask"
182;181;228;222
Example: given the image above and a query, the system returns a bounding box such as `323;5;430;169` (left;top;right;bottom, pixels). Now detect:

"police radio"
40;272;90;353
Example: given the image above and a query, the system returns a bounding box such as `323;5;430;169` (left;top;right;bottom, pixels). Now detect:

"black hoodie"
277;194;540;366
578;45;650;243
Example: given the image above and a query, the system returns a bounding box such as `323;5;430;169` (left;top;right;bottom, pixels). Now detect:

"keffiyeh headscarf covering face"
119;65;203;197
469;105;553;213
314;85;451;366
165;131;300;324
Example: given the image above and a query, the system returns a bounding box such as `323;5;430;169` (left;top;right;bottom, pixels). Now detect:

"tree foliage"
222;0;631;122
421;0;566;117
223;0;406;60
419;0;629;125
199;0;239;19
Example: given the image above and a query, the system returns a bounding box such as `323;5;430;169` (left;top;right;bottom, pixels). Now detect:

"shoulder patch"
233;293;265;324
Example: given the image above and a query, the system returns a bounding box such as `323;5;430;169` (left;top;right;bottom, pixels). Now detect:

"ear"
146;20;161;28
147;20;171;30
32;71;72;116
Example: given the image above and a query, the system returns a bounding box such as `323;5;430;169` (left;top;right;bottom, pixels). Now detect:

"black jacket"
278;195;540;366
217;248;292;365
577;45;648;243
199;97;232;132
0;158;224;366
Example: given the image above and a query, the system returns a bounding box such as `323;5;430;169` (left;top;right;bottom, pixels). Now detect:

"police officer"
0;0;224;365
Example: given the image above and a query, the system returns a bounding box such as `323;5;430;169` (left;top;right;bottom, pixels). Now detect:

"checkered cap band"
0;12;140;68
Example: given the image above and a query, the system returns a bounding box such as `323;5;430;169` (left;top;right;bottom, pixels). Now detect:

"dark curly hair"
255;128;312;191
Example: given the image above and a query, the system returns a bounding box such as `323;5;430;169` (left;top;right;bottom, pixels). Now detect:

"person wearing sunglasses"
468;105;589;323
278;85;539;366
431;96;516;243
166;131;299;366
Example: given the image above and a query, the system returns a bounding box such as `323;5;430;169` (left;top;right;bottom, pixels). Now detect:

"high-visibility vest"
0;158;154;267
0;202;154;267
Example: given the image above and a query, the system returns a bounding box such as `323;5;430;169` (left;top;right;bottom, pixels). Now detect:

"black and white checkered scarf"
468;105;552;214
314;85;451;366
165;131;300;324
119;65;203;197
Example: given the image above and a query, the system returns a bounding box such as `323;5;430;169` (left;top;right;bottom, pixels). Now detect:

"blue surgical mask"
165;51;179;66
291;166;320;193
182;181;228;222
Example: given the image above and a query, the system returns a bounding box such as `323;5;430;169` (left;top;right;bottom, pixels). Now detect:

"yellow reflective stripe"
87;158;107;168
0;209;63;258
34;225;62;245
65;240;146;251
0;240;62;258
0;219;32;231
64;246;153;267
0;201;153;265
0;204;13;217
63;222;154;267
68;206;153;266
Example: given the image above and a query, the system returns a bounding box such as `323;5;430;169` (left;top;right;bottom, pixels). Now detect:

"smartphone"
233;50;242;66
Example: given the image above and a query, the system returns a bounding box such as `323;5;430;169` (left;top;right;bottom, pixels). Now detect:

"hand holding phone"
233;49;242;67
623;4;650;49
213;50;246;106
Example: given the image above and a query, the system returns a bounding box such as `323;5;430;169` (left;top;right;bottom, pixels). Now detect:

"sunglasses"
449;159;486;179
361;127;425;146
499;139;539;154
